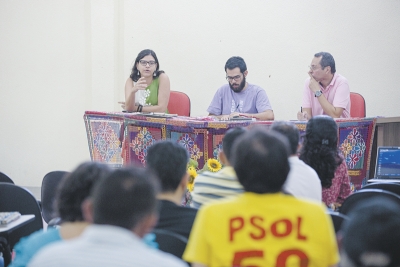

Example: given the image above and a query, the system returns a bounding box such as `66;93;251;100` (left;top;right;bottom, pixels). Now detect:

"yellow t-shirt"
183;192;339;267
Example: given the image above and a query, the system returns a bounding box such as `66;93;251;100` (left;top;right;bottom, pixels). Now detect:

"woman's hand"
130;77;148;94
125;77;147;112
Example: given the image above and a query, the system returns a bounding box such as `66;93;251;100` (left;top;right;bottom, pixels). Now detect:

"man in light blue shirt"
207;56;274;121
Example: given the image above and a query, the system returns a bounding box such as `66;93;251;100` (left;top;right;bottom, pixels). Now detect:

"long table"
84;111;378;191
369;116;400;178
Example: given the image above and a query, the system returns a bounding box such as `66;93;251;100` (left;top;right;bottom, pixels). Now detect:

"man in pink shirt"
298;52;350;120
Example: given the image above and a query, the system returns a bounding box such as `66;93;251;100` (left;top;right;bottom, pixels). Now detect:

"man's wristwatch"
314;90;323;97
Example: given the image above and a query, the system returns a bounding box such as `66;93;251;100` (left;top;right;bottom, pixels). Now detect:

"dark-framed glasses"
226;75;242;82
139;60;157;66
309;65;320;71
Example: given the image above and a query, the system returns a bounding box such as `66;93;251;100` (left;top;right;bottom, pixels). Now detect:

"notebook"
368;146;400;183
0;212;21;226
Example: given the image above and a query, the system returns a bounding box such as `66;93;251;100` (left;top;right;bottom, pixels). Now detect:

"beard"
229;77;246;93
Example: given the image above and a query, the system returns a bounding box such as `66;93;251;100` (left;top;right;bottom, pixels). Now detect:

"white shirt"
283;156;322;202
28;224;187;267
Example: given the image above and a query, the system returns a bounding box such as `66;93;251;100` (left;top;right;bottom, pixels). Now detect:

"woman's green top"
135;77;159;106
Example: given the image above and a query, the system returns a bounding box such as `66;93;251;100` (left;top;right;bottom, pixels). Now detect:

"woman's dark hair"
56;162;111;222
299;115;342;188
129;49;165;82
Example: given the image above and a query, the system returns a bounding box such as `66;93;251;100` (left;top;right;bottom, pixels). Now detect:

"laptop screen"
375;147;400;179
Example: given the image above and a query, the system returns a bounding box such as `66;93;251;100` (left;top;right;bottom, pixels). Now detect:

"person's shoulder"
247;83;264;91
28;240;73;267
160;200;197;214
158;72;170;83
158;72;169;79
16;228;60;248
175;203;198;215
333;73;349;84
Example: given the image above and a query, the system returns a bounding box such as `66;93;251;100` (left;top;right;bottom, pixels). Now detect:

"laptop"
368;146;400;183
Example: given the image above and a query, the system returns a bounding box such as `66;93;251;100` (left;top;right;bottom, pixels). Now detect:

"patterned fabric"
322;160;352;208
126;125;162;166
84;112;375;190
84;113;124;168
337;118;376;190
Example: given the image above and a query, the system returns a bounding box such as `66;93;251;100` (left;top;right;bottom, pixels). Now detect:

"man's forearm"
318;95;343;118
254;110;274;121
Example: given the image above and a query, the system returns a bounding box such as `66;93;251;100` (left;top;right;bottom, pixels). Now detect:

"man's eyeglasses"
139;60;157;66
309;65;321;71
226;75;242;82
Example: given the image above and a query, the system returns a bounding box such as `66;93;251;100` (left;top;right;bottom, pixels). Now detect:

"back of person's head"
340;197;400;267
231;127;290;193
222;127;247;162
146;140;189;193
315;51;336;74
91;167;160;230
270;121;300;155
299;115;342;188
225;56;247;73
56;161;111;222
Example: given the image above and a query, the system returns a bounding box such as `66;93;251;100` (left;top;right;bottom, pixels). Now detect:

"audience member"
298;52;350;120
146;140;197;240
339;197;400;267
28;167;186;267
299;115;351;210
10;161;110;267
183;127;339;267
207;56;274;121
271;121;322;202
191;127;246;208
124;49;170;112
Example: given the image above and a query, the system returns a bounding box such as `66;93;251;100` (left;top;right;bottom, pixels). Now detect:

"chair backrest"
152;229;188;259
0;183;43;248
41;171;69;224
0;172;14;184
327;211;349;233
350;92;366;118
167;91;191;117
360;182;400;197
339;189;400;215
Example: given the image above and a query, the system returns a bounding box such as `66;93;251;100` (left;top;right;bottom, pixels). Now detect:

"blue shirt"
207;83;272;115
9;228;61;267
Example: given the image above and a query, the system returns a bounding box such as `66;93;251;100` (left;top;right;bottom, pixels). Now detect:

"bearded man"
207;56;274;121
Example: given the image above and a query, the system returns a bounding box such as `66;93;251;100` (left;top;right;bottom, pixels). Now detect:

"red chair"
167;91;191;117
350;92;366;118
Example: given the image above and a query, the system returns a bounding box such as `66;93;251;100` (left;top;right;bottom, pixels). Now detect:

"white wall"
1;0;399;186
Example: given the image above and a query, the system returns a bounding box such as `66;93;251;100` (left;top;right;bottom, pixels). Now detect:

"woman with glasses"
124;49;170;112
299;115;351;211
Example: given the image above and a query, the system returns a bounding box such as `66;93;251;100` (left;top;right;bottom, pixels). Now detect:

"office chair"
0;183;43;248
327;211;349;233
339;189;400;215
350;92;366;118
167;91;191;117
360;182;400;197
41;171;68;224
152;229;188;259
0;172;14;184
